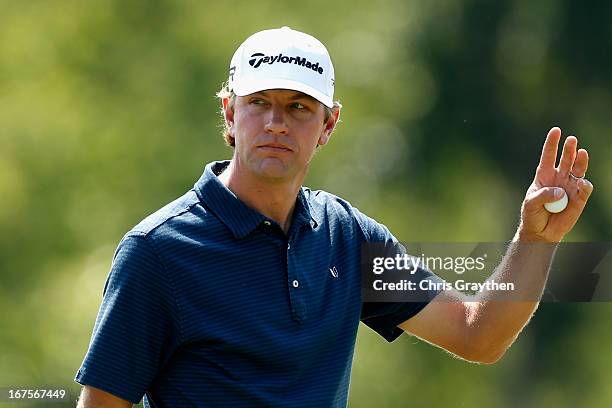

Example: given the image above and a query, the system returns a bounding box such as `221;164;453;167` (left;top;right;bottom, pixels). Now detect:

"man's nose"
264;105;289;135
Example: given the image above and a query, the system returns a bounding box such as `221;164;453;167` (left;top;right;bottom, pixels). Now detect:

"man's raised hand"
517;127;594;242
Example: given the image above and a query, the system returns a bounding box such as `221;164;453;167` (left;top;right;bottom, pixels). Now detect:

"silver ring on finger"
570;172;585;180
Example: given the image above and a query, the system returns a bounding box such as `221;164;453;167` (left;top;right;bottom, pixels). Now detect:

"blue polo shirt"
75;160;440;407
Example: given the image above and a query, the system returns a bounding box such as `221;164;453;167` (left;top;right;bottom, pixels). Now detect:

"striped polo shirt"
75;160;440;407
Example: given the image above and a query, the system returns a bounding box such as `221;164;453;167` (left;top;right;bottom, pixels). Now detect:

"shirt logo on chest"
329;266;339;278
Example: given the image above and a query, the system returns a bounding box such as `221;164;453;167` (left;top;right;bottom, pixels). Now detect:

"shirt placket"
286;236;306;323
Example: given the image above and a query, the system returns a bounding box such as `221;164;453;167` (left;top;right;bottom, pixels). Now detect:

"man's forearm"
466;237;558;359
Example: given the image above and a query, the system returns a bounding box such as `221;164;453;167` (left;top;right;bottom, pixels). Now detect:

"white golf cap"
228;27;335;108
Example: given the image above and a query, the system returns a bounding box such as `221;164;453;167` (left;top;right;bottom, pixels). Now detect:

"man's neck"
218;160;304;234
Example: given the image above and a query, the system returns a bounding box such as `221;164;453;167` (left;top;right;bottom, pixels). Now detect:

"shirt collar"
194;160;318;239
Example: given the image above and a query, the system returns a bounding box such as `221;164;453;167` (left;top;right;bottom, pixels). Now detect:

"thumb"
524;187;565;212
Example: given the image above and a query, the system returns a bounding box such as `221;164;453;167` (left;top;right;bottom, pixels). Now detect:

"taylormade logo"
249;52;324;74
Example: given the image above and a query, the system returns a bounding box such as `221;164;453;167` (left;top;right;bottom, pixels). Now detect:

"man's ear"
223;97;234;129
318;106;341;146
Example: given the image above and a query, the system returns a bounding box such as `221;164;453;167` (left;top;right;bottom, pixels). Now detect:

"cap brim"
233;78;333;108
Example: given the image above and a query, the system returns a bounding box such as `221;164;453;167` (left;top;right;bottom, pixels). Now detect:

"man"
75;27;593;407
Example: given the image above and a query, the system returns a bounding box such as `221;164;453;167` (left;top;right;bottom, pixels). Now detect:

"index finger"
538;127;562;170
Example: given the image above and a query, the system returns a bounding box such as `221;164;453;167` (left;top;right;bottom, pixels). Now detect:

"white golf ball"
544;190;568;213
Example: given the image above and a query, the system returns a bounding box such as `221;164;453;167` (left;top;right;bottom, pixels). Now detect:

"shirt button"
263;220;271;227
287;243;291;250
292;280;299;288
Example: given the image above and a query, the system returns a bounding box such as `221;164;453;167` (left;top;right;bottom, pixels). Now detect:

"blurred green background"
1;0;610;407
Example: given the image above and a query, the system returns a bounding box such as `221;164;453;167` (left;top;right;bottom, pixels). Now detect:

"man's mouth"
258;143;293;152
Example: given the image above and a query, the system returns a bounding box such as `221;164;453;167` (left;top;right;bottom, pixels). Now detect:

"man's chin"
251;159;303;182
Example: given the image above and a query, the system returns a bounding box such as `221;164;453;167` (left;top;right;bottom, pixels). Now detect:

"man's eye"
292;102;306;110
250;99;265;105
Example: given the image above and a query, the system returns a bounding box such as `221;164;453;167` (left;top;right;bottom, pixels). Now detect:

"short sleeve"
75;233;181;403
352;207;443;342
360;287;440;342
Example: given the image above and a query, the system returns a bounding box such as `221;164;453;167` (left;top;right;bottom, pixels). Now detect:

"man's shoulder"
128;189;206;238
303;187;392;243
302;187;356;217
303;188;375;230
